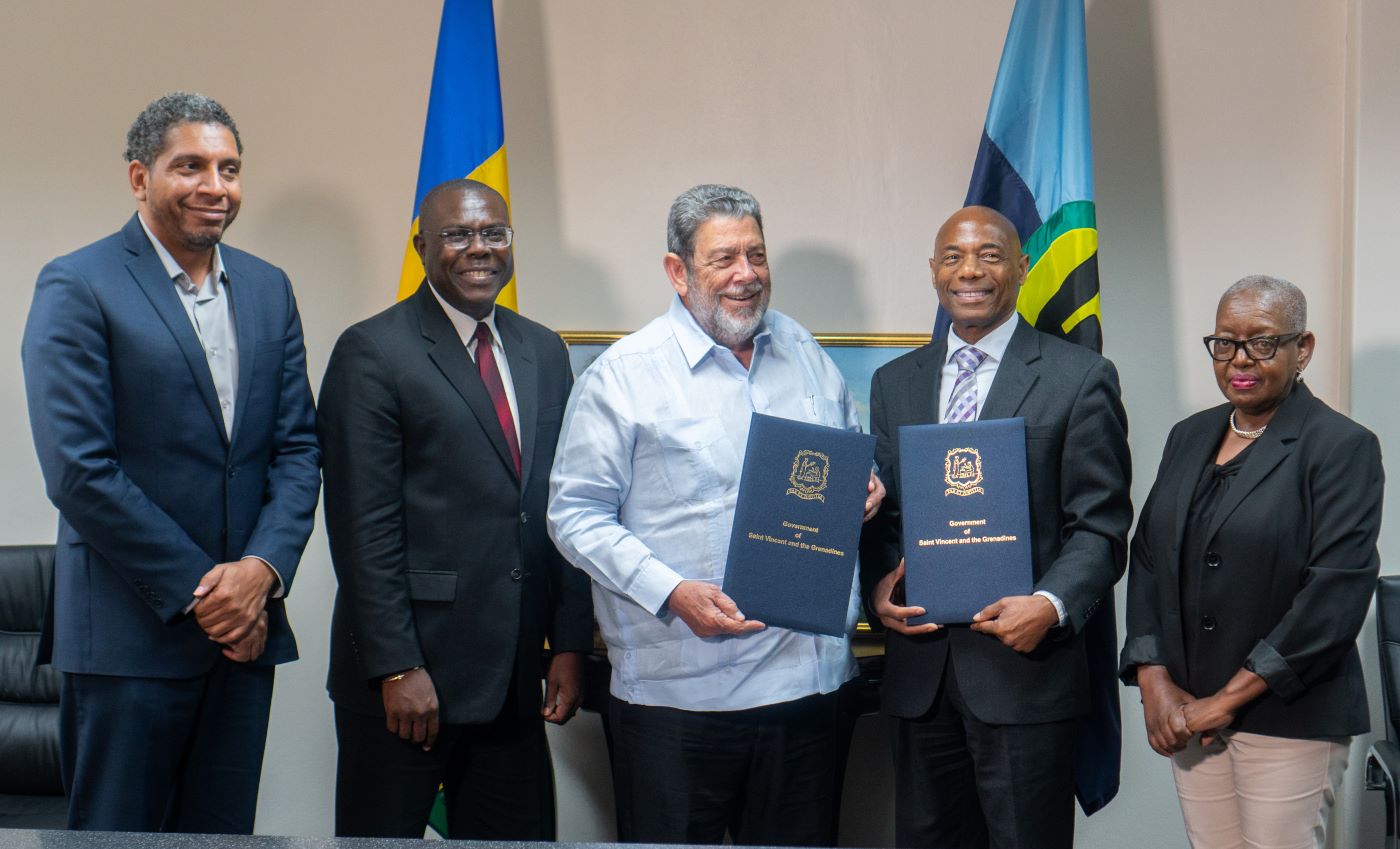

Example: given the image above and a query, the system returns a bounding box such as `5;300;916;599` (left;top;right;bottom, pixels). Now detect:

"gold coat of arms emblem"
944;447;986;496
787;449;830;502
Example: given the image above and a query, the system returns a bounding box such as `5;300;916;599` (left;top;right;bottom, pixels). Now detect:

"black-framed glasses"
1202;332;1302;362
437;227;513;249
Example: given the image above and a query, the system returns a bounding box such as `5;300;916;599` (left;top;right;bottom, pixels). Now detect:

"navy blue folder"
898;418;1033;624
721;413;876;636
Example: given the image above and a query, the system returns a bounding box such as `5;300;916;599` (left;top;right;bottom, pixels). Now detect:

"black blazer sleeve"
1246;426;1384;699
319;324;424;680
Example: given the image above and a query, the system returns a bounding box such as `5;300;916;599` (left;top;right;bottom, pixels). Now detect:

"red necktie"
473;322;521;477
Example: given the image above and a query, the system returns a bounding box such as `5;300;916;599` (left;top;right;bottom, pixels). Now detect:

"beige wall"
0;1;1393;846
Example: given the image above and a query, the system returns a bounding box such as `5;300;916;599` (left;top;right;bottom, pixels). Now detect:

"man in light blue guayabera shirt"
548;184;883;847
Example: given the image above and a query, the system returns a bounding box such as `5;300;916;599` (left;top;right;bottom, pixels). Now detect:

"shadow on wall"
774;244;868;333
1079;2;1184;847
243;185;378;386
498;0;623;330
1086;0;1179;452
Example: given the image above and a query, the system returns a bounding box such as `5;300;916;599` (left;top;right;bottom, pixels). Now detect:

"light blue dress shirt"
548;296;861;711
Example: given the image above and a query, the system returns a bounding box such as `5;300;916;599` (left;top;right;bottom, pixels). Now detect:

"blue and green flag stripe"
398;0;516;308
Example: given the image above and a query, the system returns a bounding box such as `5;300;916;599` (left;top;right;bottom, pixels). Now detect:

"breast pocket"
652;417;730;504
809;396;848;429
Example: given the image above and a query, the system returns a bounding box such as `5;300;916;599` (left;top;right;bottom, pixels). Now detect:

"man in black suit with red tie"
319;179;593;839
860;206;1132;849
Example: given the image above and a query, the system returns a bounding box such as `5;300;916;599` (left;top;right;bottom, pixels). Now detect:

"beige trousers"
1170;730;1350;849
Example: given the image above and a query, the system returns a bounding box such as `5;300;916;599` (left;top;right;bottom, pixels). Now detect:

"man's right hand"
382;667;439;752
666;580;765;638
872;559;941;635
1138;664;1194;757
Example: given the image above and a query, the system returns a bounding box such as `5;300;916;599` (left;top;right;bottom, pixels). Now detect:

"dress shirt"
548;296;860;711
428;284;521;443
138;215;237;436
939;314;1065;625
138;215;283;598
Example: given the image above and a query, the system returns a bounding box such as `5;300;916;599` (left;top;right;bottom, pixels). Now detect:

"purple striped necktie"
944;345;988;423
473;322;522;477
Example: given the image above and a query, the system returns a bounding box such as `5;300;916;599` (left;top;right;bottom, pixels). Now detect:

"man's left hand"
969;594;1059;653
193;557;276;644
864;472;886;522
542;651;585;725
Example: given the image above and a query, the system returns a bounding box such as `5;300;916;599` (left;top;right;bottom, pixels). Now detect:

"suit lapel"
1203;384;1310;544
496;308;538;483
415;286;519;478
909;339;946;424
121;216;227;444
226;252;258;447
979;319;1041;421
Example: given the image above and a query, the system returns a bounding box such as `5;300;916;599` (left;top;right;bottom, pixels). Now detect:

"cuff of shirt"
629;558;686;616
181;556;284;615
1245;640;1306;702
1033;590;1067;627
246;555;285;598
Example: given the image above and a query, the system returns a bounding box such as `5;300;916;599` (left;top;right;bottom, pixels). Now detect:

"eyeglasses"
437;227;513;249
1202;332;1302;362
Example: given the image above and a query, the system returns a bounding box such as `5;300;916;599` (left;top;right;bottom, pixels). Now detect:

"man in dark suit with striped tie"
859;206;1132;849
319;179;593;839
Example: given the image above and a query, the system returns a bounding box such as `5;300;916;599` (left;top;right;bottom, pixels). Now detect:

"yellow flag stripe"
1016;227;1097;327
1061;291;1101;335
396;145;517;309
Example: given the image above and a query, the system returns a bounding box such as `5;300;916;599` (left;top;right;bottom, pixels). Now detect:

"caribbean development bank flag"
952;0;1101;351
399;0;517;309
956;0;1120;815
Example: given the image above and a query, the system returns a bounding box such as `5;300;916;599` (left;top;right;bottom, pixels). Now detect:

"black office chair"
1367;575;1400;847
0;544;67;828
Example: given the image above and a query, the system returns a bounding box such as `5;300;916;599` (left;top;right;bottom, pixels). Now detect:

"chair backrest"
1377;575;1400;744
0;544;63;796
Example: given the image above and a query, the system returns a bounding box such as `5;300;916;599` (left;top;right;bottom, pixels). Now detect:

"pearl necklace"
1229;410;1266;440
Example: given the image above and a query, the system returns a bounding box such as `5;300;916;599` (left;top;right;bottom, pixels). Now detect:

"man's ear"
413;232;427;263
129;160;148;202
664;252;690;298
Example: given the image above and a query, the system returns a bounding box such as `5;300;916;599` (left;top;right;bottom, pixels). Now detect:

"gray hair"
666;184;763;269
124;92;242;165
1221;274;1307;333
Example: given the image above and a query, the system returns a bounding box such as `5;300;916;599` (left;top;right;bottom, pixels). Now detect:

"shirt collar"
427;281;502;348
137;213;226;296
945;312;1019;366
666;294;771;370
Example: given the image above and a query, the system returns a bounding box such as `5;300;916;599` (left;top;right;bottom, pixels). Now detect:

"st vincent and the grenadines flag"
398;0;516;309
959;0;1102;352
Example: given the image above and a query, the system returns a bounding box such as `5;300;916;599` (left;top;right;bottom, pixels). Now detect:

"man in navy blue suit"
21;92;320;833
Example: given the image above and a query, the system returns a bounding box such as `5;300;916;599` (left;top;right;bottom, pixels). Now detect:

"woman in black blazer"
1120;275;1383;849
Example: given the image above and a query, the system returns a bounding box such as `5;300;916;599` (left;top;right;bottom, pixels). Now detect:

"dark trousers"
608;691;844;846
888;657;1076;849
334;696;555;840
60;659;275;833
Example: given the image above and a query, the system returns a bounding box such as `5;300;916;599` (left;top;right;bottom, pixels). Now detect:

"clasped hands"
190;556;276;663
870;559;1058;653
1138;665;1245;757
